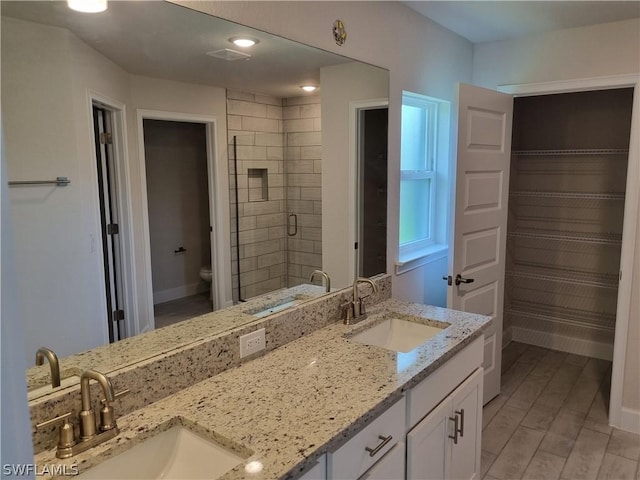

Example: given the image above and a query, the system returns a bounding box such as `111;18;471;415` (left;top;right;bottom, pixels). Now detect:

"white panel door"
448;83;513;404
407;396;452;480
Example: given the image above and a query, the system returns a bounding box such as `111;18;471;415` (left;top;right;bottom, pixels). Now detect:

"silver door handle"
455;274;474;286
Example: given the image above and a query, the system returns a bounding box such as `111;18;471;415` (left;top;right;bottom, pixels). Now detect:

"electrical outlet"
240;328;265;358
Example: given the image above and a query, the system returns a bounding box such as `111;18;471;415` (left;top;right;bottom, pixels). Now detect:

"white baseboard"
511;326;613;361
617;407;640;434
153;282;207;304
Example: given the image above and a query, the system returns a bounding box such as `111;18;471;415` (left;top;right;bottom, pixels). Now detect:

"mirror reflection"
1;1;389;394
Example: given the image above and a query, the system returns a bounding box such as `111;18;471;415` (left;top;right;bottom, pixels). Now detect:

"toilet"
199;265;212;299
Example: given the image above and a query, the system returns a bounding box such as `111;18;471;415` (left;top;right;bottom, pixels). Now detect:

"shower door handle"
287;213;298;236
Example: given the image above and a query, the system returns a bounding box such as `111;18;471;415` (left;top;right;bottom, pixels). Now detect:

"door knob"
455;274;474;286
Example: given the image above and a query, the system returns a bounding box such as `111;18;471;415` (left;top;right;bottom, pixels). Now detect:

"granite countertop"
27;284;327;391
36;299;491;479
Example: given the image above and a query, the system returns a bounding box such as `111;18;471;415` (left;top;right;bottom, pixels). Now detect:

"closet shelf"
505;308;616;333
509;191;625;200
506;299;616;326
505;268;618;289
512;148;628;156
508;229;622;246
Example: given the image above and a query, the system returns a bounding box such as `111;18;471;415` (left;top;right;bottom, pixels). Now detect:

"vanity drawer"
328;397;405;479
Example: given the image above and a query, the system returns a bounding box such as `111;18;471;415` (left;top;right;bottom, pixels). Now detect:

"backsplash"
30;274;391;454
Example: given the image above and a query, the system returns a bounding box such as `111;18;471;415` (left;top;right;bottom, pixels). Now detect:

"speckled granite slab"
26;284;329;392
35;298;490;479
30;276;391;454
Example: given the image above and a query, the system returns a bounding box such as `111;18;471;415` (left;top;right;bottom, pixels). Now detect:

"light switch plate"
240;328;265;358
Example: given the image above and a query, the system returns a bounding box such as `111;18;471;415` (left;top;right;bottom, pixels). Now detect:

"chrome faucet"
36;369;128;459
309;270;331;292
35;347;61;388
342;277;379;325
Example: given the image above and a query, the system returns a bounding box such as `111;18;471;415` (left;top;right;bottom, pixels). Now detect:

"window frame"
399;92;440;257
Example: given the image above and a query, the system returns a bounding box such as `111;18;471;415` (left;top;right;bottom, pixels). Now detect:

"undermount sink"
77;426;246;479
244;295;309;318
350;317;445;352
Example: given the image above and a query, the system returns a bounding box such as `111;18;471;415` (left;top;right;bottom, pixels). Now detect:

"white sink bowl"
78;426;245;479
245;295;309;318
351;318;445;352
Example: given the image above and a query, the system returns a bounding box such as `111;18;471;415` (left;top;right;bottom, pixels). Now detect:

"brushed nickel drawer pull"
365;434;393;457
456;408;465;437
448;416;459;444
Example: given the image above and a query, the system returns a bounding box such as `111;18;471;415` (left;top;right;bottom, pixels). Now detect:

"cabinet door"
450;368;484;480
299;454;326;480
359;442;405;480
407;396;452;480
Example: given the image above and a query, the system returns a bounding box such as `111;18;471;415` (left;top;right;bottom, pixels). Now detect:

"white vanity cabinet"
321;336;484;480
406;367;483;480
328;398;406;479
405;336;484;480
299;454;327;480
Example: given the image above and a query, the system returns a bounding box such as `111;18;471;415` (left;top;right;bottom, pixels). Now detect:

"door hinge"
112;310;124;322
100;132;113;145
107;223;119;235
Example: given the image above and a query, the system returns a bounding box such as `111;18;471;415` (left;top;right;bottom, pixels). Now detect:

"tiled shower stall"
227;90;322;302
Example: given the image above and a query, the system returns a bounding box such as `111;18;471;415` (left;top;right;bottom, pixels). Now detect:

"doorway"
92;104;126;343
357;107;388;278
142;119;213;328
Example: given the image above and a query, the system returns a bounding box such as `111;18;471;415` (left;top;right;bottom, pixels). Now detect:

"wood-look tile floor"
482;342;640;480
153;292;213;329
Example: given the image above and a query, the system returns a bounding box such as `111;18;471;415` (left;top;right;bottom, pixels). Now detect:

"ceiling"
0;1;353;98
404;1;640;44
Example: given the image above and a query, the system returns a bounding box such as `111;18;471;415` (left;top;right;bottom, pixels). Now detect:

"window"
398;92;450;270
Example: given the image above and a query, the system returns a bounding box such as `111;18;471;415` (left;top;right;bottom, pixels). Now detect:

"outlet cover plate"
240;328;266;358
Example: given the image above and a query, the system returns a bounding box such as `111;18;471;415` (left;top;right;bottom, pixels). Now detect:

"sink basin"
244;295;309;318
77;426;245;479
27;375;80;401
350;318;445;352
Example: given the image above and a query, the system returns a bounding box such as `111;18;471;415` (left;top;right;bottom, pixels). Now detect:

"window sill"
395;244;448;275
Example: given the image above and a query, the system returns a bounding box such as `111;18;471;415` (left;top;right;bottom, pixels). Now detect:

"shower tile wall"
283;95;322;287
227;91;322;302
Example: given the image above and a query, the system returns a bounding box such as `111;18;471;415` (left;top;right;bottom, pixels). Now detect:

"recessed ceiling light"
301;85;318;92
229;37;259;48
67;0;107;12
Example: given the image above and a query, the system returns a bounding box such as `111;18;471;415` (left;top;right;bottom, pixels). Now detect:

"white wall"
129;75;231;328
176;1;475;297
2;17;131;361
320;62;389;288
472;18;640;418
3;17;232;360
1;128;34;475
472;19;640;88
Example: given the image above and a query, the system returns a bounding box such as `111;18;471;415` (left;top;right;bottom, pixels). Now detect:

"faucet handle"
99;389;130;431
36;412;76;449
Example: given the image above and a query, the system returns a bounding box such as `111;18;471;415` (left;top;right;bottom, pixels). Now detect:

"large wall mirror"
1;1;389;393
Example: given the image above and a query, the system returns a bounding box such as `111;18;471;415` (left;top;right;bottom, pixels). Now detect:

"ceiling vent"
206;49;251;61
